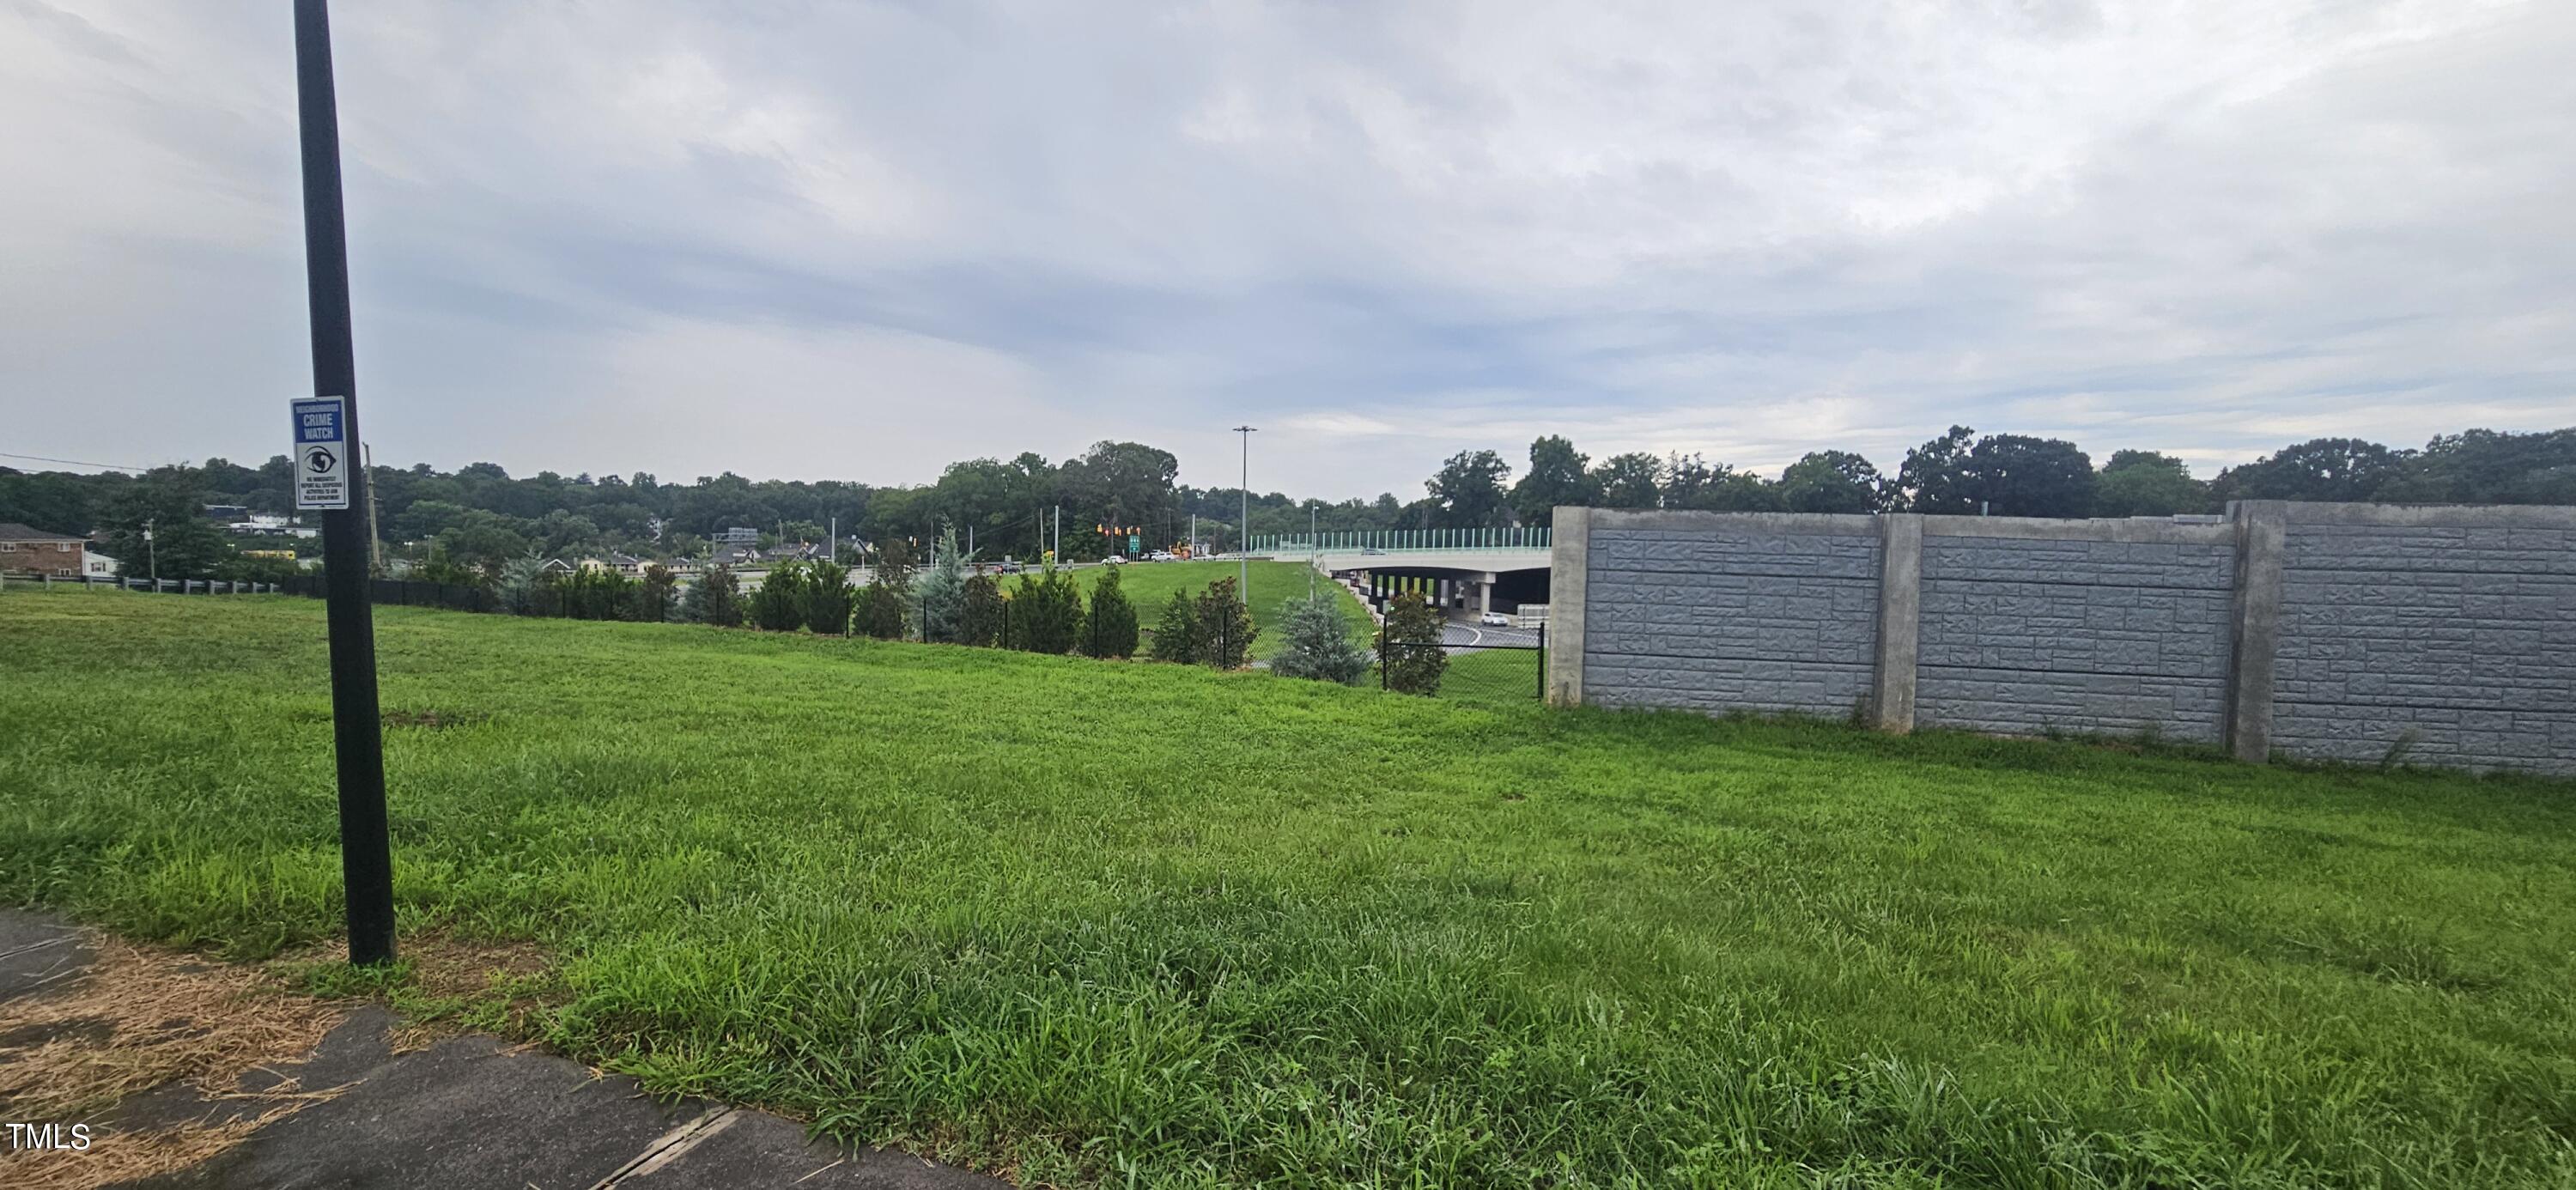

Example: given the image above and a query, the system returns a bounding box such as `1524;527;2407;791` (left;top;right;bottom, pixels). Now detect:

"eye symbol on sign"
305;446;337;473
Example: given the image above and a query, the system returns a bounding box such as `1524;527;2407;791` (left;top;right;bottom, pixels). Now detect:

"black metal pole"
295;0;395;967
1535;622;1546;701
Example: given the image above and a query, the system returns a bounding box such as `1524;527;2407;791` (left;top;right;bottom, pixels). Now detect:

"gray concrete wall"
1573;510;1880;718
1914;522;2237;742
1549;501;2576;777
2269;503;2576;774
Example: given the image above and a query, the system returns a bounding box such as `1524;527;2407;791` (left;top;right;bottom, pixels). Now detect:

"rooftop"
0;521;82;543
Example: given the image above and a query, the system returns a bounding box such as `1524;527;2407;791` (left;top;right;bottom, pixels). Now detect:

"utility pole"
1309;506;1316;599
145;517;156;585
363;442;381;574
1053;505;1060;563
295;0;395;967
1189;513;1197;559
1234;425;1256;596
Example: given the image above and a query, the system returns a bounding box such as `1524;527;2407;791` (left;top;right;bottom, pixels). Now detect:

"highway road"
1439;615;1543;651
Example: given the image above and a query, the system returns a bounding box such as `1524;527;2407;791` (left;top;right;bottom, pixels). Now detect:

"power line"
1;452;153;473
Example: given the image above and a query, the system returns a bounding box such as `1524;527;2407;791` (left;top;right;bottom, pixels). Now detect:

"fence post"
1870;514;1923;733
1378;624;1388;689
1535;623;1546;701
2226;501;2287;764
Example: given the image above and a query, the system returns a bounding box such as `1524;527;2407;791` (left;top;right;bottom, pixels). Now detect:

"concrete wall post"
1546;506;1592;705
2226;500;2287;763
1871;514;1923;732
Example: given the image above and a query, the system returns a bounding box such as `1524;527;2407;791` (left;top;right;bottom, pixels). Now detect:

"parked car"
1146;550;1176;562
1479;611;1512;627
1104;555;1126;565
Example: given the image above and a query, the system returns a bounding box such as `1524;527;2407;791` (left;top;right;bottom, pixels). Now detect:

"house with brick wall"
0;522;96;578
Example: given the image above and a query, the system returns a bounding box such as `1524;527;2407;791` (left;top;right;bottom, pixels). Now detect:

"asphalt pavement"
0;910;1004;1190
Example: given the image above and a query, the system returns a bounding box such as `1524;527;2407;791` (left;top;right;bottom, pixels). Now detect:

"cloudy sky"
4;1;2569;498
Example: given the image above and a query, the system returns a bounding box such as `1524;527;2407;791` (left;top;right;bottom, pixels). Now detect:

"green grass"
5;588;2574;1187
1064;560;1372;659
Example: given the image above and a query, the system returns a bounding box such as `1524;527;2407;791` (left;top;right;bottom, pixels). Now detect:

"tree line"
4;423;2564;580
456;524;1309;675
1442;425;2576;524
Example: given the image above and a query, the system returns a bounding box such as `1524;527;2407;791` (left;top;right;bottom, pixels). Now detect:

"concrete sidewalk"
0;910;1005;1189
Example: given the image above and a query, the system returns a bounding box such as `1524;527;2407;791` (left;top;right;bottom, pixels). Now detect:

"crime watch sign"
291;396;352;510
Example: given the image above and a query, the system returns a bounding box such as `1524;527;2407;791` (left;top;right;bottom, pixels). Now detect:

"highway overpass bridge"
1250;530;1553;618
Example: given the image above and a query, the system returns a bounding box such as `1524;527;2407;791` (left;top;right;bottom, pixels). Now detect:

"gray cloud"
3;0;2568;498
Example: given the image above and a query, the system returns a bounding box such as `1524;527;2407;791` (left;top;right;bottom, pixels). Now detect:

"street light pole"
295;0;396;968
1233;425;1256;597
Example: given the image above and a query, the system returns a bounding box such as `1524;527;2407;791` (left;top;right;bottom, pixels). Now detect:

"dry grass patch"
0;931;351;1190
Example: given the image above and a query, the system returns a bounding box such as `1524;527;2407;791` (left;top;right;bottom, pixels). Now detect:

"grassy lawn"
5;589;2574;1187
1065;559;1371;659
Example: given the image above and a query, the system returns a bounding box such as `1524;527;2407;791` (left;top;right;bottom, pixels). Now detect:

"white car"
1479;611;1512;627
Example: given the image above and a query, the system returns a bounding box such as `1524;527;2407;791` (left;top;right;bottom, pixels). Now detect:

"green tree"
1426;450;1513;528
803;559;854;634
681;565;744;627
428;510;535;571
100;477;233;580
750;563;808;631
1894;426;1980;513
855;582;908;640
497;556;550;615
1593;452;1664;509
2382;428;2576;505
2093;451;2212;517
1777;451;1885;513
915;526;969;643
959;573;1005;647
1510;435;1599;525
1194;576;1257;669
1379;590;1448;695
635;563;679;622
1896;428;2094;517
1009;563;1083;653
1079;565;1139;659
1669;464;1783;513
1271;594;1370;684
1967;434;2095;518
2213;437;2410;503
557;567;637;620
1150;586;1200;663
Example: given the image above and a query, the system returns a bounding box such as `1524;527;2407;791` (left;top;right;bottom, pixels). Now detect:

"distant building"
201;504;250;522
0;523;101;578
714;527;760;548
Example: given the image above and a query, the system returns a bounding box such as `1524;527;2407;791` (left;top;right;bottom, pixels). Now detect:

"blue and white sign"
290;396;351;510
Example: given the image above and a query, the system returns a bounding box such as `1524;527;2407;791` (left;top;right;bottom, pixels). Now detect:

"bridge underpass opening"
1353;565;1552;616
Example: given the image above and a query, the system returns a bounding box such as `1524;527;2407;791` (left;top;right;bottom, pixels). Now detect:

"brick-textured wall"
1581;519;1879;717
1916;534;2236;741
2273;512;2576;774
1553;502;2574;776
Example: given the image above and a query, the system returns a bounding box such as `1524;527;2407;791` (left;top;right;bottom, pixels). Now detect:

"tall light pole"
1233;426;1256;597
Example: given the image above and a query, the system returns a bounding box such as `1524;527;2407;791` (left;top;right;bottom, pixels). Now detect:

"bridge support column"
1479;574;1494;616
